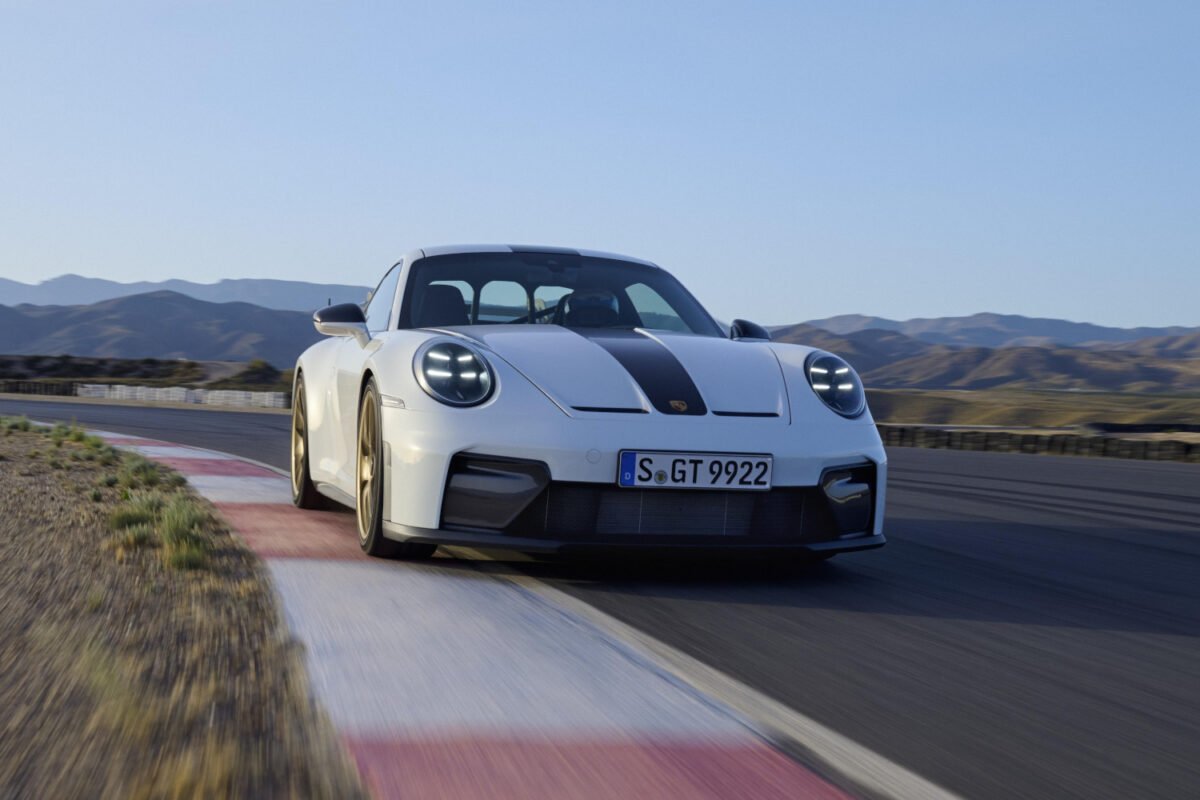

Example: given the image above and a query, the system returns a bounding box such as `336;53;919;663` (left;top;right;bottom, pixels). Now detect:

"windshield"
397;252;724;337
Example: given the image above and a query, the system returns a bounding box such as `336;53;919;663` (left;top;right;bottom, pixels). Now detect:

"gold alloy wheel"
291;383;307;498
357;391;380;543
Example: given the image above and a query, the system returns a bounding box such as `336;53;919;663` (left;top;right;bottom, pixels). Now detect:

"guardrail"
879;425;1200;463
75;384;290;408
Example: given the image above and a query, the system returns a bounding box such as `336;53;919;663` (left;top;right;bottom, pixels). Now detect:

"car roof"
410;244;660;269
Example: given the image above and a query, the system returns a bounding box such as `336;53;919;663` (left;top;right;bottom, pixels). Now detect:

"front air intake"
440;455;876;543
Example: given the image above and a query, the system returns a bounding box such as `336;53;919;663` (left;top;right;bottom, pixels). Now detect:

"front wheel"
356;378;436;560
291;376;327;509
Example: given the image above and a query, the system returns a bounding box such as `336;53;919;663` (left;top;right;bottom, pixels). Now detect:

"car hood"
448;325;790;419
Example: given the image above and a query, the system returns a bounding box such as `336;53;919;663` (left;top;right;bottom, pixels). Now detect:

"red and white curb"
94;430;953;800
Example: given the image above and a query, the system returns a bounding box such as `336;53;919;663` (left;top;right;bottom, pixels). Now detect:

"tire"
356;377;437;560
291;375;328;509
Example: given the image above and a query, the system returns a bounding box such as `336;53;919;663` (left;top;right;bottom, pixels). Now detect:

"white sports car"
291;245;886;560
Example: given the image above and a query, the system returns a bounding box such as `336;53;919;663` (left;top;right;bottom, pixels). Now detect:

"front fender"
362;331;567;417
294;337;344;484
768;342;881;431
360;332;564;528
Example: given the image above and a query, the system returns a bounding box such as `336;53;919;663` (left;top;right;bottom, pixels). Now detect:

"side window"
625;283;689;332
533;285;572;323
364;267;401;332
477;280;528;323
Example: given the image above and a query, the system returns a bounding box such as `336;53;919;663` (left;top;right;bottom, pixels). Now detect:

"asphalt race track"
4;397;1199;799
0;399;293;469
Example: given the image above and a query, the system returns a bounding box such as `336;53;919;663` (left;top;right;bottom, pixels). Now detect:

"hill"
865;389;1200;427
1104;332;1200;359
0;354;206;384
860;345;1200;392
771;324;934;374
0;292;319;367
0;274;370;312
799;312;1199;348
764;325;1200;393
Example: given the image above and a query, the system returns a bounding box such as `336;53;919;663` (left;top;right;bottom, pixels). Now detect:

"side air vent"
711;411;779;418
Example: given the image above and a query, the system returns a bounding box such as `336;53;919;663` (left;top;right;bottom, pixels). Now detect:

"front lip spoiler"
382;521;885;556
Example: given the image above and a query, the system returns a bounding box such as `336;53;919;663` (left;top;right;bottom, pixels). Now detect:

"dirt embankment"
0;420;364;798
867;388;1200;427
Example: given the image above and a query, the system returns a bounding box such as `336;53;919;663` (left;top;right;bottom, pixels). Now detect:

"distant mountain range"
0;290;1198;390
797;312;1198;348
0;291;319;367
3;276;1194;348
0;274;370;312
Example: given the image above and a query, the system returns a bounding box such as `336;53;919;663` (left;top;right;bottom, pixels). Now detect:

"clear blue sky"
1;1;1196;327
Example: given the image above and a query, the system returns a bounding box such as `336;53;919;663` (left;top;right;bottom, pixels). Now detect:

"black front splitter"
382;521;885;557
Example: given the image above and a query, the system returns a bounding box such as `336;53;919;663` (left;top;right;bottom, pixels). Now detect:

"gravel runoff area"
0;418;364;798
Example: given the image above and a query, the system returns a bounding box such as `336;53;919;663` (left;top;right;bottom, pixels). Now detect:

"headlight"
414;341;495;407
805;352;866;418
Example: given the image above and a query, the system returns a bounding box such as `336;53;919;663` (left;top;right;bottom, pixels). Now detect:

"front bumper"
382;449;886;555
381;405;888;536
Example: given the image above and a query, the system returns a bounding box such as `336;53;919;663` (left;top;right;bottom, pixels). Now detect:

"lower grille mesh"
506;483;835;541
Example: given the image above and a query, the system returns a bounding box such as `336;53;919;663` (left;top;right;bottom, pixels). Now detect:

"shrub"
166;547;207;570
109;492;165;530
118;456;162;489
118;523;157;550
159;495;208;547
160;495;210;570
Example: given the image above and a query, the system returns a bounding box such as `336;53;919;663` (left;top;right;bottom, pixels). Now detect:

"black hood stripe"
571;329;707;416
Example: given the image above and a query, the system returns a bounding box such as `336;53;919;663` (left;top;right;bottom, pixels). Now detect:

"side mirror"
314;303;369;345
730;319;771;341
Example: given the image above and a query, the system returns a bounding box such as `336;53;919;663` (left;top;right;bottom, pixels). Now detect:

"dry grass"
0;420;365;799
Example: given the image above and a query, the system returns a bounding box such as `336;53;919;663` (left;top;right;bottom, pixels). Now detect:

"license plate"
618;451;773;490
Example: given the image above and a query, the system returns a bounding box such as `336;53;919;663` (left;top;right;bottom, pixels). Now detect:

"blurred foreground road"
4;398;1198;799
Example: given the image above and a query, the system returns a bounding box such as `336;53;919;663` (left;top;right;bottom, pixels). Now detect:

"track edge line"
446;547;962;800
